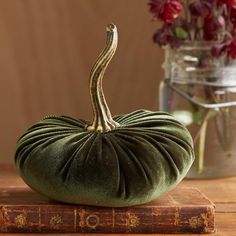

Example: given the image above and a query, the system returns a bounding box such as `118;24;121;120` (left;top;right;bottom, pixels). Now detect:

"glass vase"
160;41;236;178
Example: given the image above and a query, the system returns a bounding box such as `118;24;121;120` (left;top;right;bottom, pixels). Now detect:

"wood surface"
0;187;215;234
0;165;235;235
0;0;163;164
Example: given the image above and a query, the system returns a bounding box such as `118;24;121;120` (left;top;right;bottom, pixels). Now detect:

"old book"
0;187;215;234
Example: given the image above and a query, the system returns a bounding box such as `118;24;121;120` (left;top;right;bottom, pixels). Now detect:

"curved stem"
87;23;119;132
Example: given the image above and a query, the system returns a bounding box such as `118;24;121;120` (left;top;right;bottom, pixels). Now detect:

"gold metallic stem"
87;24;119;132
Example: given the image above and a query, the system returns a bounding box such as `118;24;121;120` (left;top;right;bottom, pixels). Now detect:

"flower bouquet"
148;0;236;177
149;0;236;55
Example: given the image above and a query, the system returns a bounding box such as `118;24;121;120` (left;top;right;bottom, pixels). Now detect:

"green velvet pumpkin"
15;24;194;207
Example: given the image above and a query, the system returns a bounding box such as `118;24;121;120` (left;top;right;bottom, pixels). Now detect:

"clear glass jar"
160;41;236;178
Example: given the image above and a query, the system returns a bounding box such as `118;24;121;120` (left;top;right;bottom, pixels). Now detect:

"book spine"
0;205;215;233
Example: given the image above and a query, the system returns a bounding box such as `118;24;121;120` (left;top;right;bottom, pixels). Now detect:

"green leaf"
193;109;218;125
193;109;205;125
174;27;189;40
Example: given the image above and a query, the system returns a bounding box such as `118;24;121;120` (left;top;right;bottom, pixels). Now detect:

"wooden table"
0;165;235;236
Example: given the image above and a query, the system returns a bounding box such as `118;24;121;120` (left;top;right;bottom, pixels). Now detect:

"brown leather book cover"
0;187;215;234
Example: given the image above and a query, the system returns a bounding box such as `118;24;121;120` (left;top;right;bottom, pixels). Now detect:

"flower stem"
197;117;208;173
193;110;213;173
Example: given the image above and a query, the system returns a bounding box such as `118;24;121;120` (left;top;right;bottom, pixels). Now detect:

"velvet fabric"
15;109;194;207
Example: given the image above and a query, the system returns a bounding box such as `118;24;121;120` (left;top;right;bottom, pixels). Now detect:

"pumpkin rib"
116;128;193;153
56;133;95;182
151;140;181;181
114;110;168;122
109;134;152;199
28;127;81;135
114;131;180;181
113;133;164;185
17;134;70;173
16;127;80;145
115;129;193;182
114;110;178;125
43;116;87;128
30;119;82;130
108;134;133;199
159;140;193;175
117;118;183;129
111;133;155;186
82;133;100;166
117;128;193;151
113;110;150;123
103;136;126;199
16;132;70;167
115;111;156;124
73;133;97;168
121;117;186;128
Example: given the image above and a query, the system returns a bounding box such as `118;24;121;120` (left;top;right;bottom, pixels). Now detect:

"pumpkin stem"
86;23;119;132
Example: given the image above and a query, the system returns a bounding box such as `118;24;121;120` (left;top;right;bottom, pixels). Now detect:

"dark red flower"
148;0;183;24
227;40;236;58
153;24;183;48
226;0;236;8
153;26;172;46
231;27;236;37
216;0;236;8
149;0;236;52
203;14;225;40
189;1;211;17
160;0;183;23
230;7;236;25
149;0;163;14
174;16;192;31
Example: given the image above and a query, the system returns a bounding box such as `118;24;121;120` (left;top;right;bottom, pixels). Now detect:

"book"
0;187;215;234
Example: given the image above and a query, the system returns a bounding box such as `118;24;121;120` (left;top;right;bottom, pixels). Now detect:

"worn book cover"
0;187;215;234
